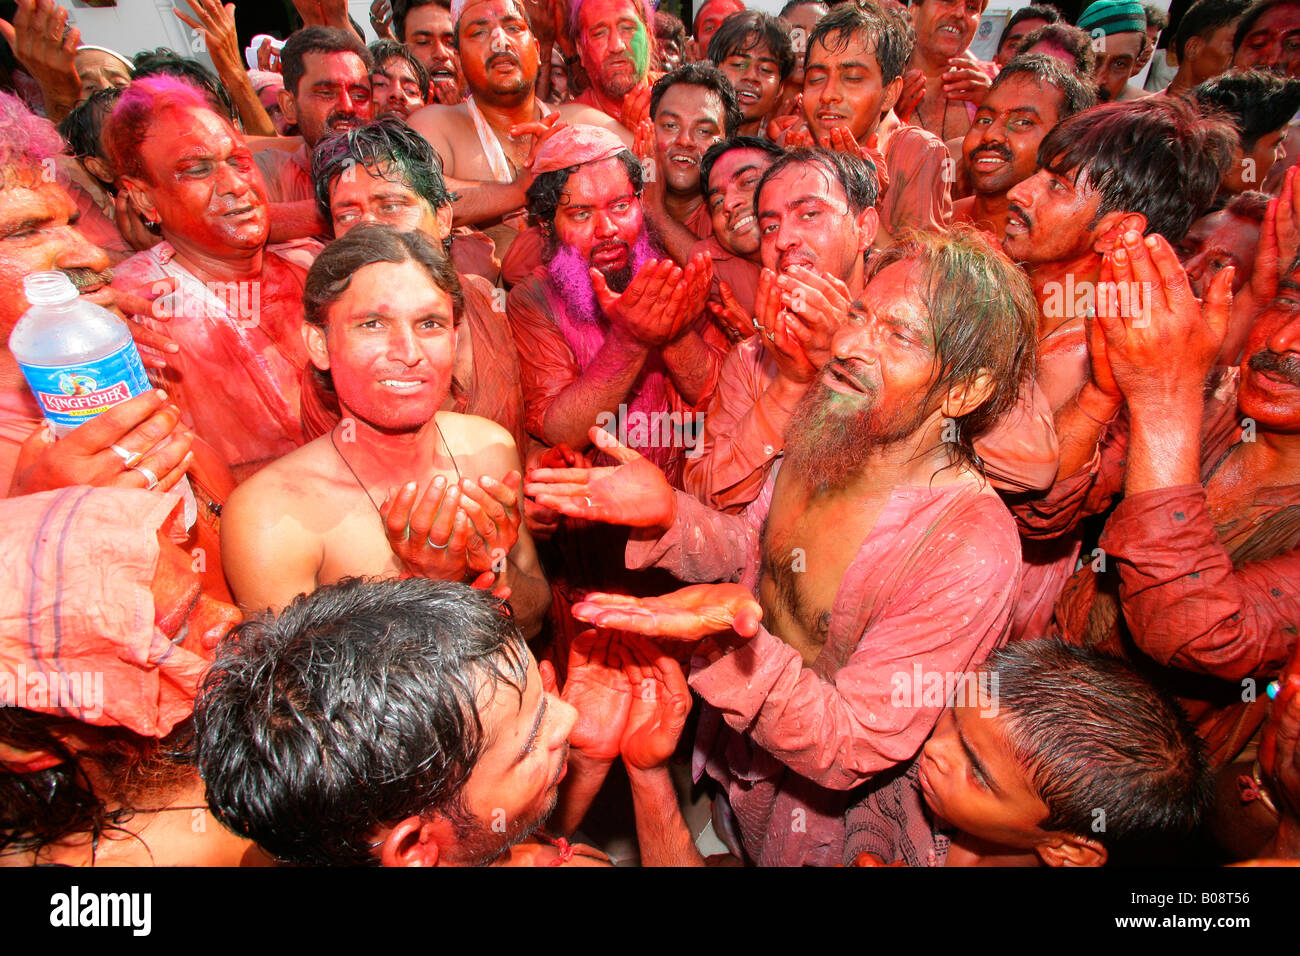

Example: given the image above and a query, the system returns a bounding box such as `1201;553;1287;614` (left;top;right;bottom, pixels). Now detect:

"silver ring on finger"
110;444;142;467
583;496;592;508
427;537;450;550
132;465;160;490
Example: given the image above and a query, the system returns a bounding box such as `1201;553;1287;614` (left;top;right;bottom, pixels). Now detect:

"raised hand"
525;425;677;529
1099;231;1232;408
591;257;691;346
619;636;691;771
894;68;926;124
523;442;589;538
379;475;474;581
112;277;181;370
458;471;523;574
1250;164;1300;308
941;55;992;103
0;0;81;122
369;0;396;40
174;0;241;75
620;80;653;133
513;113;569;190
775;264;853;367
707;279;756;343
755;267;823;385
560;629;633;761
8;389;195;496
571;583;763;642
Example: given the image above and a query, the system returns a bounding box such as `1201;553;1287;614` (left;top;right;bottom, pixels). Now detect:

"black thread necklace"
329;418;462;517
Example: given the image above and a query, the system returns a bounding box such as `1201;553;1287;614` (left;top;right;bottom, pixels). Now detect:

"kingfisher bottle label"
19;340;151;432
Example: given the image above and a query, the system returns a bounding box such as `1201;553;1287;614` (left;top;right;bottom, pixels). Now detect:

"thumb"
589;267;616;311
588;424;644;463
539;659;559;695
733;600;762;638
14;421;55;473
0;20;15;54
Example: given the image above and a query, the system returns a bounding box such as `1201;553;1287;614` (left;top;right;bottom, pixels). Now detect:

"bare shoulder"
408;102;473;149
224;439;337;524
556;103;634;146
436;410;520;473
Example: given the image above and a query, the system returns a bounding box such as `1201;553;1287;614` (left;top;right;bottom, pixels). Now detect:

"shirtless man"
1077;0;1149;102
408;0;627;258
954;55;1094;237
106;77;314;477
528;228;1038;866
895;0;995;143
1158;0;1249;99
220;225;547;633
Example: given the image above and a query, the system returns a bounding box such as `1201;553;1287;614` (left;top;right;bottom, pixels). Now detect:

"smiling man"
106;77;315;475
220;225;547;633
955;55;1095;236
395;0;465;102
899;0;996;141
708;12;796;138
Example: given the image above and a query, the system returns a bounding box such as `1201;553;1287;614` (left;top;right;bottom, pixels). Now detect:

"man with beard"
1017;230;1300;856
253;27;374;208
570;0;657;122
106;77;314;476
369;39;430;120
895;0;996;142
684;148;1057;511
409;0;626;261
526;228;1037;866
506;125;717;484
394;0;465;103
695;136;785;343
1077;0;1150;103
637;63;741;264
799;2;953;247
954;55;1095;237
310;117;527;453
708;11;797;139
195;577;709;866
220;225;549;633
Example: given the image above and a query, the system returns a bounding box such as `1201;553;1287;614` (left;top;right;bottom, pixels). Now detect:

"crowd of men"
0;0;1297;868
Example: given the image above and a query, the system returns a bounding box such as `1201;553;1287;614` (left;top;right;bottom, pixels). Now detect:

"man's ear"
278;87;299;127
302;322;330;372
379;816;444;867
856;204;880;253
941;369;995;420
84;155;114;186
434;202;453;241
1036;833;1108;867
1092;211;1147;254
118;174;159;226
880;74;905;117
1184;35;1204;63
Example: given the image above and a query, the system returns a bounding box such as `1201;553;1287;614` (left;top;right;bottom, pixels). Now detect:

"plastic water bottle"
9;270;197;527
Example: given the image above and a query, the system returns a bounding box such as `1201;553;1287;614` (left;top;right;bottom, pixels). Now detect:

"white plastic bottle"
9;270;197;527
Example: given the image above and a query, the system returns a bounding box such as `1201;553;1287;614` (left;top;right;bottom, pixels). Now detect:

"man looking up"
106;77;314;476
221;225;548;632
801;2;952;246
409;0;625;260
1159;0;1251;98
394;0;465;103
1076;0;1149;102
708;11;796;138
528;228;1038;866
955;55;1095;237
638;63;741;264
896;0;996;142
506;125;716;483
310;117;527;452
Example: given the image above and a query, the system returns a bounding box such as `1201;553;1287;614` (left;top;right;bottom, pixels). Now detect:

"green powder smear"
631;20;649;76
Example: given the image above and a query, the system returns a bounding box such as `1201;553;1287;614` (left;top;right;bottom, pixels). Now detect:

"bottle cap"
22;271;80;307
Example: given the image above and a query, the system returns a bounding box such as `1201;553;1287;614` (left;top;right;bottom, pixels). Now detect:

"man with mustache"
570;0;657;121
107;77;314;477
896;0;997;142
684;148;1058;511
526;228;1037;866
369;38;430;120
253;27;374;209
394;0;466;103
954;55;1095;237
506;125;717;483
637;63;741;264
409;0;627;262
1019;230;1300;855
1076;0;1150;103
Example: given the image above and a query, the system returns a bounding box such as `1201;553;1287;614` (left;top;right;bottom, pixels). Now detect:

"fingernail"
433;475;444;489
155;389;168;400
405;481;417;491
481;476;496;487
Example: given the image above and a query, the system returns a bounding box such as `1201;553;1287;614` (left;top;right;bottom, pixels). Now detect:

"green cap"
1077;0;1146;37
